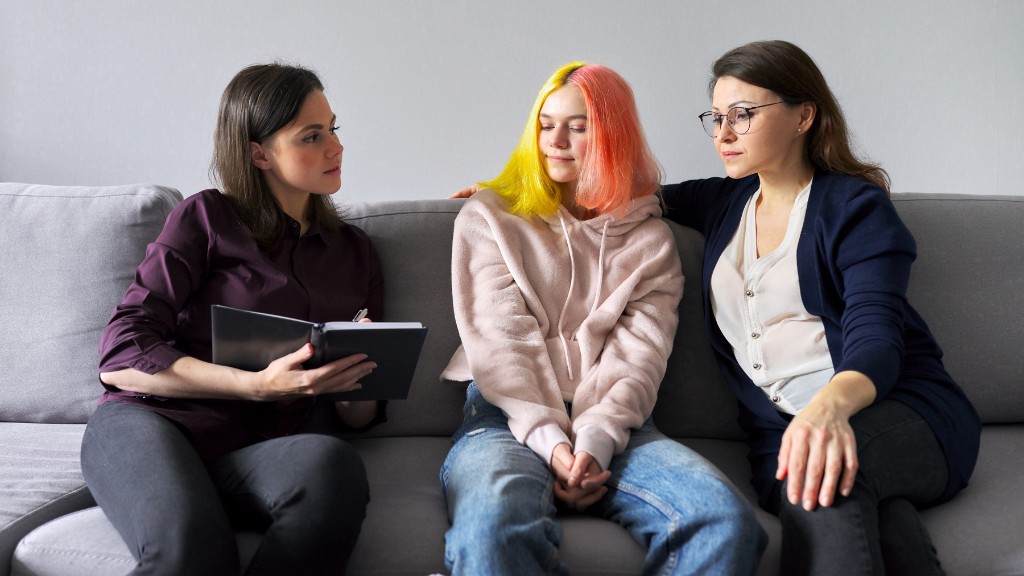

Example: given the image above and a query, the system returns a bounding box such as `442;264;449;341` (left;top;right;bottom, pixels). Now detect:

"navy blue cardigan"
661;171;980;509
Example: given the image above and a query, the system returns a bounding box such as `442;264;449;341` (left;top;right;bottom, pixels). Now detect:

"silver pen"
352;308;369;322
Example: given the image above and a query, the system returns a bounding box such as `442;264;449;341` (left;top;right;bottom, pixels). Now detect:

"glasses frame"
698;101;785;137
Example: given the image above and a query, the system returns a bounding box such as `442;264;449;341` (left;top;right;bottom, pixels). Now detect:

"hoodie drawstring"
591;220;609;314
556;212;577;382
555;215;609;382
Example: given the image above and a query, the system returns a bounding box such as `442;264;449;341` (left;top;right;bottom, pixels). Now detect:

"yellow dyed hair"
480;61;662;217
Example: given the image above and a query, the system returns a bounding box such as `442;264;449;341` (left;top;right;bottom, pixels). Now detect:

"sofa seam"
14;544;135;565
3;485;92;530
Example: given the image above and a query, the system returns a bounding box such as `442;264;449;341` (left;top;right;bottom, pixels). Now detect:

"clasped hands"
550;443;612;511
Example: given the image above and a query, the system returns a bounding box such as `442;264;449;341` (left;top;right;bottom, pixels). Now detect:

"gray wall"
2;1;1022;201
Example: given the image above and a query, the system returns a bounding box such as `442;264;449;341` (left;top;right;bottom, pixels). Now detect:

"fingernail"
804;500;814;510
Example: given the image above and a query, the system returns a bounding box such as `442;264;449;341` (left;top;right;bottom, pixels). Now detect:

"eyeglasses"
698;102;785;137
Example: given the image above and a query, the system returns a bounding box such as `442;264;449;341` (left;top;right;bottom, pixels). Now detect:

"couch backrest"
894;194;1024;424
0;183;181;423
4;188;1016;432
344;201;469;437
346;199;744;440
349;194;1024;439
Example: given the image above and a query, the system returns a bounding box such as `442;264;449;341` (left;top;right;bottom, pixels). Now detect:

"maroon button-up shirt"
98;189;383;460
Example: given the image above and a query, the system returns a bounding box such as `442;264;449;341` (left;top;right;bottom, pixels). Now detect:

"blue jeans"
441;383;766;576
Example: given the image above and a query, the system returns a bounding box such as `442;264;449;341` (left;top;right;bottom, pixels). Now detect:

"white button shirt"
709;183;834;415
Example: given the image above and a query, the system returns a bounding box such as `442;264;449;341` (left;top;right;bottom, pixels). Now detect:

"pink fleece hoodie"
442;189;684;470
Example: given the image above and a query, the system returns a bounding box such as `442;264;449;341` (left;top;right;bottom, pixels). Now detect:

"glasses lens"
699;113;717;137
728;108;751;135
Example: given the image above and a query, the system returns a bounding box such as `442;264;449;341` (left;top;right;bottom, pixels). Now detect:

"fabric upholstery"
0;424;92;576
11;507;260;576
3;191;1022;576
0;183;181;424
895;194;1024;423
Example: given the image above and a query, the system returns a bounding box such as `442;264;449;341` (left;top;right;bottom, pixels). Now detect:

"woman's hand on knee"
777;400;859;511
778;374;873;510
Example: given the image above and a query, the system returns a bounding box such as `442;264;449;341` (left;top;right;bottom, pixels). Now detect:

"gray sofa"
1;181;1021;576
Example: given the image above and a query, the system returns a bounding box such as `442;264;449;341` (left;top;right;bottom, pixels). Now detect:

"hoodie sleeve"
571;219;684;470
450;196;572;464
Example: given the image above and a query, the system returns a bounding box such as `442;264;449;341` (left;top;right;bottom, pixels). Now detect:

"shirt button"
753;363;762;370
745;290;754;297
751;332;760;339
771;395;780;403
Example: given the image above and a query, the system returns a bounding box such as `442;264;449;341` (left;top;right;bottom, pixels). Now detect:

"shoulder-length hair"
710;40;890;194
211;63;342;248
481;62;663;217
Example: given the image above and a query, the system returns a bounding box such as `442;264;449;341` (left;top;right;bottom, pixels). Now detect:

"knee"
682;477;767;554
138;515;240;576
284;436;369;523
445;502;561;572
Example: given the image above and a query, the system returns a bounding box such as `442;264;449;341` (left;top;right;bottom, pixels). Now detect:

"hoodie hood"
540;194;664;236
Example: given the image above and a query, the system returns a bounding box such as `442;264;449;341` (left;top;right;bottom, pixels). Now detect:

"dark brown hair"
710;40;890;194
211;63;342;248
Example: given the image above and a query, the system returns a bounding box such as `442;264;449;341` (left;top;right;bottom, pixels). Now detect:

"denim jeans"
440;383;766;576
769;400;949;576
81;401;369;576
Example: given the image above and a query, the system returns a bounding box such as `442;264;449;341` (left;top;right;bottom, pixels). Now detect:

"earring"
797;128;802;133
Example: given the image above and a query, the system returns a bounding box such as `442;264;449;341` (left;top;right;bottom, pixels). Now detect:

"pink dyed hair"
569;64;663;215
482;62;662;217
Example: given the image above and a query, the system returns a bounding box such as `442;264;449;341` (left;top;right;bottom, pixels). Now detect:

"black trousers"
769;400;948;576
81;401;369;576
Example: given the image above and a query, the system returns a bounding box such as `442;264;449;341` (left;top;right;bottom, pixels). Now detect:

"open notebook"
211;305;427;400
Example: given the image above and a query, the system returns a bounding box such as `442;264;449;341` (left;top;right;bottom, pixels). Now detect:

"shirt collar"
281;213;334;247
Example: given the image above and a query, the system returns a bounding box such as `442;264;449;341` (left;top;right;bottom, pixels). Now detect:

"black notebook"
210;305;427;401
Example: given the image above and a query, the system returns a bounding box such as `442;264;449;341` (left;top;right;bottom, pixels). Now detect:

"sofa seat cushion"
918;425;1024;575
12;429;1022;576
0;424;92;574
11;507;261;576
347;435;648;576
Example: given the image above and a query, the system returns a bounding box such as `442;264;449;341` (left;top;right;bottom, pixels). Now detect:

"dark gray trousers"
770;400;948;576
81;401;369;576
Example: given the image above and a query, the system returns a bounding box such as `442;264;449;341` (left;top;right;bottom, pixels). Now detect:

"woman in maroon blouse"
81;63;383;575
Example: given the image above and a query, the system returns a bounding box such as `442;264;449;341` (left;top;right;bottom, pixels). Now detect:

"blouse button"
751;332;760;339
753;363;762;370
771;395;780;403
744;290;754;297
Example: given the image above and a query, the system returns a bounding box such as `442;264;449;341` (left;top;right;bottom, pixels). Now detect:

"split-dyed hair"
481;62;662;217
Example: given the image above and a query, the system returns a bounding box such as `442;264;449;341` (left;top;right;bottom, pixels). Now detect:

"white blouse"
709;183;834;415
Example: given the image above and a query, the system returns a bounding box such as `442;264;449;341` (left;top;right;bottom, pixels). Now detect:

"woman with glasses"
662;40;980;575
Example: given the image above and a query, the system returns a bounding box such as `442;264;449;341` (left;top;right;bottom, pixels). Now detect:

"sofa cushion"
0;423;92;575
343;201;469;438
919;425;1024;575
0;183;182;424
895;194;1024;424
343;200;745;441
11;507;261;576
